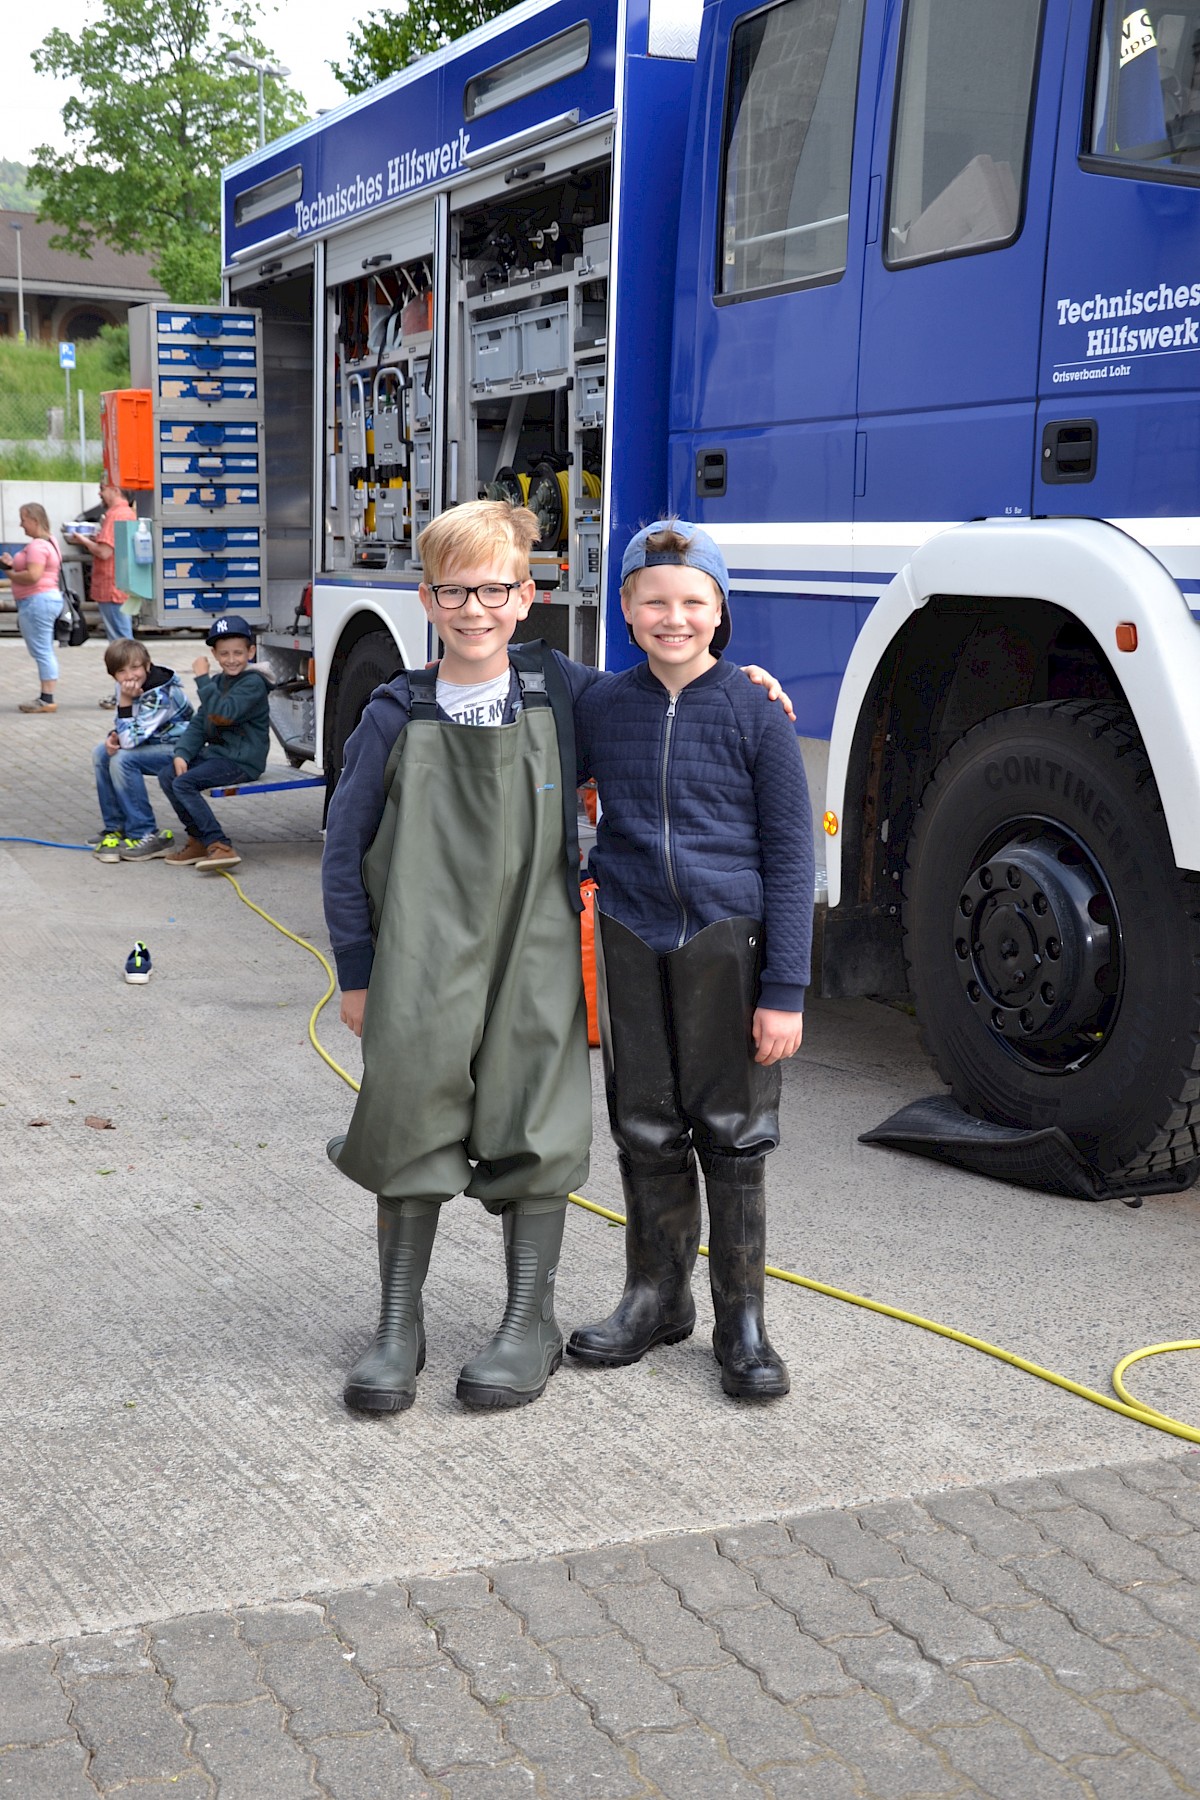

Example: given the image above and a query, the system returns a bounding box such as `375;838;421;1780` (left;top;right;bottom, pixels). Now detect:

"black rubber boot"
457;1202;566;1408
344;1197;440;1413
705;1159;790;1400
567;1162;702;1365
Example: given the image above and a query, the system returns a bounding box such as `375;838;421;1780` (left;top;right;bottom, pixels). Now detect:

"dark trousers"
158;752;246;847
595;912;781;1176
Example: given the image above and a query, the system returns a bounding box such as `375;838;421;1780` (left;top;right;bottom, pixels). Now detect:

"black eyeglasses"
428;582;523;609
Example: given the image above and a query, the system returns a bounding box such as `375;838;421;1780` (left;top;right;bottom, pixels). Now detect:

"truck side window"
1090;5;1200;170
886;0;1042;267
718;0;866;299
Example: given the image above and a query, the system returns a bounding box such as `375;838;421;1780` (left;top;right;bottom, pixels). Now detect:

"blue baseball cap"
620;519;732;653
205;614;255;646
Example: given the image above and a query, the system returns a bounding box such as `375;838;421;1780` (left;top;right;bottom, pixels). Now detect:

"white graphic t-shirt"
435;668;517;727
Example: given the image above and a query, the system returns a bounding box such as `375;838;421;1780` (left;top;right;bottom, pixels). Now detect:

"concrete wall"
0;480;97;544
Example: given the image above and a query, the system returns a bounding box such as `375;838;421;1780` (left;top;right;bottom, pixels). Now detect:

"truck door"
668;0;874;730
1037;0;1200;595
856;0;1061;557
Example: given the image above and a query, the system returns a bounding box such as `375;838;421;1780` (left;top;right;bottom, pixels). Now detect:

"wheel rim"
953;819;1122;1073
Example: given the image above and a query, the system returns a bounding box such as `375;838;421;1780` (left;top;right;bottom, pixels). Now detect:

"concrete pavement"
2;636;1199;1796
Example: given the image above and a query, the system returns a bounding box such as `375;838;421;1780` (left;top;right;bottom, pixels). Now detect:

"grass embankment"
0;327;131;479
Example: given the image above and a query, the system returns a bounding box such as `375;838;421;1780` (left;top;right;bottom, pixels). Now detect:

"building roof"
0;208;167;300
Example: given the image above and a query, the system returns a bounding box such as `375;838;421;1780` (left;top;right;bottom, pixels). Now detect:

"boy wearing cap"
568;521;814;1400
158;614;270;871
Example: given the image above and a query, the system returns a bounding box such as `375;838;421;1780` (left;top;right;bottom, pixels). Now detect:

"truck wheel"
326;632;401;785
904;701;1200;1181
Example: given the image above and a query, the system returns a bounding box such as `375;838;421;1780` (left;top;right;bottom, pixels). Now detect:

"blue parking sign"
59;341;76;370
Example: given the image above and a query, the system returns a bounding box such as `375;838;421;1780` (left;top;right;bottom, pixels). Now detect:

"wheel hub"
953;826;1120;1070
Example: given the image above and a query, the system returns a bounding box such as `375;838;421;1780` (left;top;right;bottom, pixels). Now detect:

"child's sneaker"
195;842;242;871
18;695;57;713
124;942;152;984
119;829;175;861
94;833;124;863
164;837;206;867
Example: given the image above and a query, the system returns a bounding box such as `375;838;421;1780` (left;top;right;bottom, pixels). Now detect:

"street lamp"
227;50;291;149
12;220;25;344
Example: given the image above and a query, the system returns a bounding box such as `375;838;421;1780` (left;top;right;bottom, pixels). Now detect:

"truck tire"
904;700;1200;1182
326;632;401;785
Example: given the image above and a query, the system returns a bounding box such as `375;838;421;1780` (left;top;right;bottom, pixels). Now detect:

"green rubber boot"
344;1197;440;1413
456;1201;566;1409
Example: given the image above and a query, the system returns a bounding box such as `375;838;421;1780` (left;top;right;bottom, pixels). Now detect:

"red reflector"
1115;622;1138;652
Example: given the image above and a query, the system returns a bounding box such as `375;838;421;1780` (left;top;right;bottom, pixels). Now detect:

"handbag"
55;593;89;648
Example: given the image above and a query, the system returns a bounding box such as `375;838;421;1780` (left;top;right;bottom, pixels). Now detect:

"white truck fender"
824;516;1200;905
311;585;426;763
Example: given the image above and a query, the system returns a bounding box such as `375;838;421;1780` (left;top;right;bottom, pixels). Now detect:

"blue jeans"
93;739;178;838
158;752;247;847
97;600;134;641
16;592;62;682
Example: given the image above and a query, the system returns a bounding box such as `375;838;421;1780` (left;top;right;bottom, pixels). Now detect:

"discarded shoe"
124;941;152;984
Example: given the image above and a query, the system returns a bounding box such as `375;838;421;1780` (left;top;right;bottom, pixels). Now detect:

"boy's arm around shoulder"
322;682;412;993
550;648;621;781
749;694;815;1014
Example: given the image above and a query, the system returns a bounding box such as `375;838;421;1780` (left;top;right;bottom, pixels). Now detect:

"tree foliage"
30;0;307;304
330;0;512;94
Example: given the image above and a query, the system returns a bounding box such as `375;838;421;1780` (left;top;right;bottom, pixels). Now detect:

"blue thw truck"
211;0;1200;1191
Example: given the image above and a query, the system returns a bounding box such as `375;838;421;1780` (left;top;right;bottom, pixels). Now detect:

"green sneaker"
93;833;123;864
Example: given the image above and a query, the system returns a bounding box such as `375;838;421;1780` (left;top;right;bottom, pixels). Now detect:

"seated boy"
158;615;271;872
92;641;193;861
322;500;594;1414
568;521;814;1400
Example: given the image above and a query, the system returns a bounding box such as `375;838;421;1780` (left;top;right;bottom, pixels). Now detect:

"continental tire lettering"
1004;755;1021;784
1046;759;1062;792
1073;777;1095;818
985;761;1003;791
1093;799;1113;832
1024;756;1040;783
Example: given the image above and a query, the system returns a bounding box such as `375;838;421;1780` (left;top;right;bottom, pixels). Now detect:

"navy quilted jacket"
575;658;814;1011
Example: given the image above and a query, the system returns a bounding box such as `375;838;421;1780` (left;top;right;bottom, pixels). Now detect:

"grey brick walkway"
5;1456;1200;1799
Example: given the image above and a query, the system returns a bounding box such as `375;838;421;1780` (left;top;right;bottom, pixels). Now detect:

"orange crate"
101;389;154;490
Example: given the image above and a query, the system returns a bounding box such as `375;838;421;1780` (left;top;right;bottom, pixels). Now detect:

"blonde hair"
620;521;723;605
19;503;51;535
104;638;151;675
419;500;539;584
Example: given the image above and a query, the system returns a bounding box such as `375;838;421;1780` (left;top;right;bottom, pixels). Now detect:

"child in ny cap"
568;519;814;1400
158;614;270;871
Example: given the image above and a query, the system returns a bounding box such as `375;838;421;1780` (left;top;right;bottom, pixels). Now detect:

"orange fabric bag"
580;877;601;1047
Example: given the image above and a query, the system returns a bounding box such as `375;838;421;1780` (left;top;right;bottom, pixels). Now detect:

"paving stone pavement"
4;1457;1200;1798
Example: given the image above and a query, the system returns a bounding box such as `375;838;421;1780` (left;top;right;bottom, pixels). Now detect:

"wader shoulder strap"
406;665;439;721
510;641;583;915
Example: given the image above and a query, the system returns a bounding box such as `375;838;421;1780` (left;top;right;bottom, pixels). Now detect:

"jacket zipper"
660;692;688;947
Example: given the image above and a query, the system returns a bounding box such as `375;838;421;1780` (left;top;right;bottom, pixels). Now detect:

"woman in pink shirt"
0;503;65;714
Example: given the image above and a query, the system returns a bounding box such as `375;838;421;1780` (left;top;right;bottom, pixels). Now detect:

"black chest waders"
334;652;590;1413
567;912;790;1400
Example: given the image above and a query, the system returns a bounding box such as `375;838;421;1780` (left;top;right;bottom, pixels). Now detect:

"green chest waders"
335;669;591;1209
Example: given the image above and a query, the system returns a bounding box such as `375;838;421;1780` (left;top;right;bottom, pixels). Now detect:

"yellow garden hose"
219;872;1200;1446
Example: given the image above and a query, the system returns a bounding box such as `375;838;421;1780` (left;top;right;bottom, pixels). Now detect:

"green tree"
30;0;307;305
331;0;511;93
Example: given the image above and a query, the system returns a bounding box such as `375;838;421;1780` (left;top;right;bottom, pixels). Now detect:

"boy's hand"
192;654;211;676
752;1007;803;1065
105;730;120;756
340;989;367;1037
742;665;796;722
172;755;187;776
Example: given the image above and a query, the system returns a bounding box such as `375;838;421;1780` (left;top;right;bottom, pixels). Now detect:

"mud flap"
859;1094;1198;1204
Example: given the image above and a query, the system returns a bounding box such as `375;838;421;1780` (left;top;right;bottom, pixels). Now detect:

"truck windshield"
1091;3;1200;169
